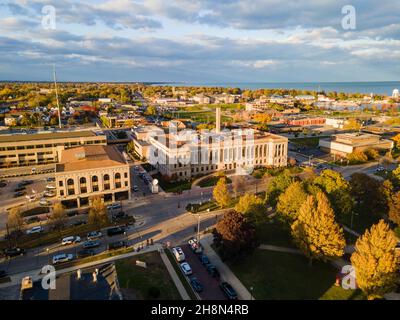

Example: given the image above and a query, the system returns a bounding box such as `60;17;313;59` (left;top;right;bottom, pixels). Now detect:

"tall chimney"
216;107;221;133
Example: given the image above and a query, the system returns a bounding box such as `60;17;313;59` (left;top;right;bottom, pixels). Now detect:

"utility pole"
53;64;62;129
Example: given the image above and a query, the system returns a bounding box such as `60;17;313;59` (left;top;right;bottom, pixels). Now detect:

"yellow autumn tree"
350;220;398;300
277;181;308;223
291;192;346;264
213;177;231;208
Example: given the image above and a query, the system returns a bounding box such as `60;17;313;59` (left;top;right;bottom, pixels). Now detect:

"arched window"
67;178;75;195
115;173;121;188
104;174;110;190
79;177;87;194
92;175;99;192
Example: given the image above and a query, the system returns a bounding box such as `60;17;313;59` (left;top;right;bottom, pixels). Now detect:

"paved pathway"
159;248;190;300
200;234;254;300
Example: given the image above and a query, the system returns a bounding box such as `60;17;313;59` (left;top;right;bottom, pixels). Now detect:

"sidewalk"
200;234;253;300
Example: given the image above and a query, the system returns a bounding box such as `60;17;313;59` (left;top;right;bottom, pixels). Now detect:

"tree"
344;118;361;131
364;148;379;160
7;207;24;234
88;196;109;226
213;210;258;261
234;193;265;224
349;173;388;217
350;220;398;299
393;133;400;148
67;117;76;125
388;191;400;226
314;169;354;217
213;177;231;208
265;169;294;206
49;203;67;231
277;181;308;223
347;150;368;164
291;192;346;264
145;105;157;116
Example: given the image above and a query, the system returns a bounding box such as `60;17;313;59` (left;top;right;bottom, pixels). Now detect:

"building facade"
55;145;130;208
0;131;107;168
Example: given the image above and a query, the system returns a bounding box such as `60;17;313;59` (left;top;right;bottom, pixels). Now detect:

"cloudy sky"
0;0;399;82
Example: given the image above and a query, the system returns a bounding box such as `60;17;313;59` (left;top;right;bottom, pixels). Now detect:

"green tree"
349;173;388;217
49;203;67;231
213;210;258;261
7;207;24;234
145;105;157;116
277;181;308;223
314;169;354;217
388;191;400;226
88;196;109;226
265;169;295;206
213;177;231;208
234;193;265;224
350;220;398;300
291;192;346;264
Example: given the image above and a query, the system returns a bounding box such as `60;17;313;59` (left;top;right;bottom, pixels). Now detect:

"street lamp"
46;248;50;264
250;286;254;300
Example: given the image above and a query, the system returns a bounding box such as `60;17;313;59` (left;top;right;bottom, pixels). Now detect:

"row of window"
0;140;106;151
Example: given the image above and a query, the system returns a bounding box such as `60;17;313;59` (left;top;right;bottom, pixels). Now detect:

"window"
124;172;128;178
115;173;121;180
104;174;110;190
80;177;87;193
67;179;75;195
67;178;74;186
92;175;98;183
60;190;64;196
59;181;63;187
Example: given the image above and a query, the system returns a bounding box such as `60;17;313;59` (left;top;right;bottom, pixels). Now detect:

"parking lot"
179;243;227;300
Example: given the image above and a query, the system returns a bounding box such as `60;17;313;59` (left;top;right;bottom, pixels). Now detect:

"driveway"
180;244;226;300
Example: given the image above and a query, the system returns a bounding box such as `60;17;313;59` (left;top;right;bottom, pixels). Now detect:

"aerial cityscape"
0;0;399;310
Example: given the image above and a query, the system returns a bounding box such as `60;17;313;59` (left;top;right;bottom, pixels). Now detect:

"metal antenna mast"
53;64;62;129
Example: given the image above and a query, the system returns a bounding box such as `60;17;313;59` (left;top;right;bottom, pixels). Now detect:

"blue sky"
0;0;399;82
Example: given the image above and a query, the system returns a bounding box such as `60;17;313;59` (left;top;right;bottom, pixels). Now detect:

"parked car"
20;180;33;186
376;166;385;172
46;177;56;182
14;186;25;192
3;247;26;258
0;181;7;188
83;240;101;249
87;231;103;240
45;184;56;190
132;185;139;192
26;226;44;235
112;211;127;220
77;249;95;258
198;254;210;266
180;262;193;276
107;203;122;211
107;226;125;237
190;277;203;292
108;241;127;250
14;191;26;198
27;195;37;202
39;198;51;206
25;216;41;225
61;236;81;246
188;238;203;253
73;219;87;226
44;191;56;197
172;247;185;262
219;282;238;300
52;253;74;265
206;264;220;278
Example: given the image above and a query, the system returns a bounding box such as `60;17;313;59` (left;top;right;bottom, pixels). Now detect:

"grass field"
115;251;181;300
228;249;365;300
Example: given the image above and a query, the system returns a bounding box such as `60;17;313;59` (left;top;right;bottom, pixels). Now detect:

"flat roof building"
55;145;130;208
0;131;107;168
319;133;394;157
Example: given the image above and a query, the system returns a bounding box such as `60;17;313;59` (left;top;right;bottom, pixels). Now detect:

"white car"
26;226;44;235
26;195;36;202
132;185;139;192
180;262;192;276
87;231;103;240
44;191;56;197
46;184;56;190
52;253;74;265
188;238;203;253
172;247;185;262
39;198;50;206
61;236;81;246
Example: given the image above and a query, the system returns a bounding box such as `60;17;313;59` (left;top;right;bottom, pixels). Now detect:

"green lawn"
115;251;181;300
228;249;365;300
197;176;232;188
152;173;193;193
338;212;380;235
289;136;328;148
256;219;296;248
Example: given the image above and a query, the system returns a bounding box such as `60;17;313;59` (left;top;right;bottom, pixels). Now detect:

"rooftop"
0;131;99;144
56;145;127;172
